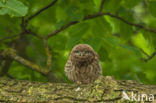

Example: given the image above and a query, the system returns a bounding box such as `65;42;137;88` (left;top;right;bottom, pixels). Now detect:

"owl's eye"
74;51;79;53
84;51;90;54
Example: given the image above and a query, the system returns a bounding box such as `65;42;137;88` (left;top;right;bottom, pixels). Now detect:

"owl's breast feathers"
65;58;102;84
65;44;102;84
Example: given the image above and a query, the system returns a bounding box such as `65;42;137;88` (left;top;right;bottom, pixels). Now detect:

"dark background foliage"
0;0;156;84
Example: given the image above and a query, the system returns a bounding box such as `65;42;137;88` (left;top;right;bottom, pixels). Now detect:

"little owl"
65;44;102;84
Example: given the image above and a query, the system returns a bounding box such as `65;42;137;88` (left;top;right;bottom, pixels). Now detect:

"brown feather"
65;44;102;84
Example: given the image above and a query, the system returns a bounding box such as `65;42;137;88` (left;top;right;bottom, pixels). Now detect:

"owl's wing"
64;59;74;81
94;56;102;75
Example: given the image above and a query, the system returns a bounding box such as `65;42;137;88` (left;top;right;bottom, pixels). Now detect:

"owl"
65;44;102;84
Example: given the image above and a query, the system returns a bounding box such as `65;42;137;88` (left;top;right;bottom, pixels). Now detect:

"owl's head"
70;44;97;62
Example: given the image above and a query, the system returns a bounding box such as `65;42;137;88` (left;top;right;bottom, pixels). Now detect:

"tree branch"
0;34;19;43
0;0;57;78
46;12;156;39
46;21;78;39
25;0;58;22
22;0;58;39
99;0;105;13
0;48;50;76
102;13;156;33
0;76;156;102
26;29;43;39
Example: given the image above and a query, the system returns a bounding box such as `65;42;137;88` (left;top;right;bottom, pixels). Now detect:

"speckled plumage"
65;44;102;84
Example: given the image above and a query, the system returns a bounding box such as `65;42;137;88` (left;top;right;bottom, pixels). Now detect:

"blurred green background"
0;0;156;84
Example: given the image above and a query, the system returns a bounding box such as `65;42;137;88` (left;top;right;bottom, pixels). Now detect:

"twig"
43;38;52;71
46;12;156;39
22;0;58;38
21;17;26;32
26;0;58;22
46;21;78;39
140;48;149;57
99;0;105;13
0;29;42;43
140;48;156;62
26;29;43;39
0;35;19;43
102;13;156;33
143;52;156;62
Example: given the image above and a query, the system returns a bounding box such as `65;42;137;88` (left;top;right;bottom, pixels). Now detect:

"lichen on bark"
0;76;156;103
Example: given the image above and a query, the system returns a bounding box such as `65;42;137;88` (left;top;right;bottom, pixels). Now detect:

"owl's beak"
80;53;82;56
80;52;84;56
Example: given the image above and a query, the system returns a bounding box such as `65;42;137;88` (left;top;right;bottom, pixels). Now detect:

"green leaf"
9;61;47;82
65;5;84;21
103;0;122;12
134;32;155;55
0;43;7;49
1;0;7;4
93;0;101;9
0;0;28;17
91;17;112;37
114;8;134;40
98;46;110;61
105;37;142;57
121;0;141;9
119;22;133;40
84;37;102;51
67;23;89;49
148;1;156;17
55;20;65;29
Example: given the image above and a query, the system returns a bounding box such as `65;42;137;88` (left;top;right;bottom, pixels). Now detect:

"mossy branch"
0;48;50;75
0;76;156;103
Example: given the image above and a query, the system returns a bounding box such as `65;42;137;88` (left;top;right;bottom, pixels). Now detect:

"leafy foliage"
0;0;28;17
0;0;156;84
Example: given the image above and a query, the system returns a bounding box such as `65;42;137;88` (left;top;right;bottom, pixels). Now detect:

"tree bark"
0;76;156;103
